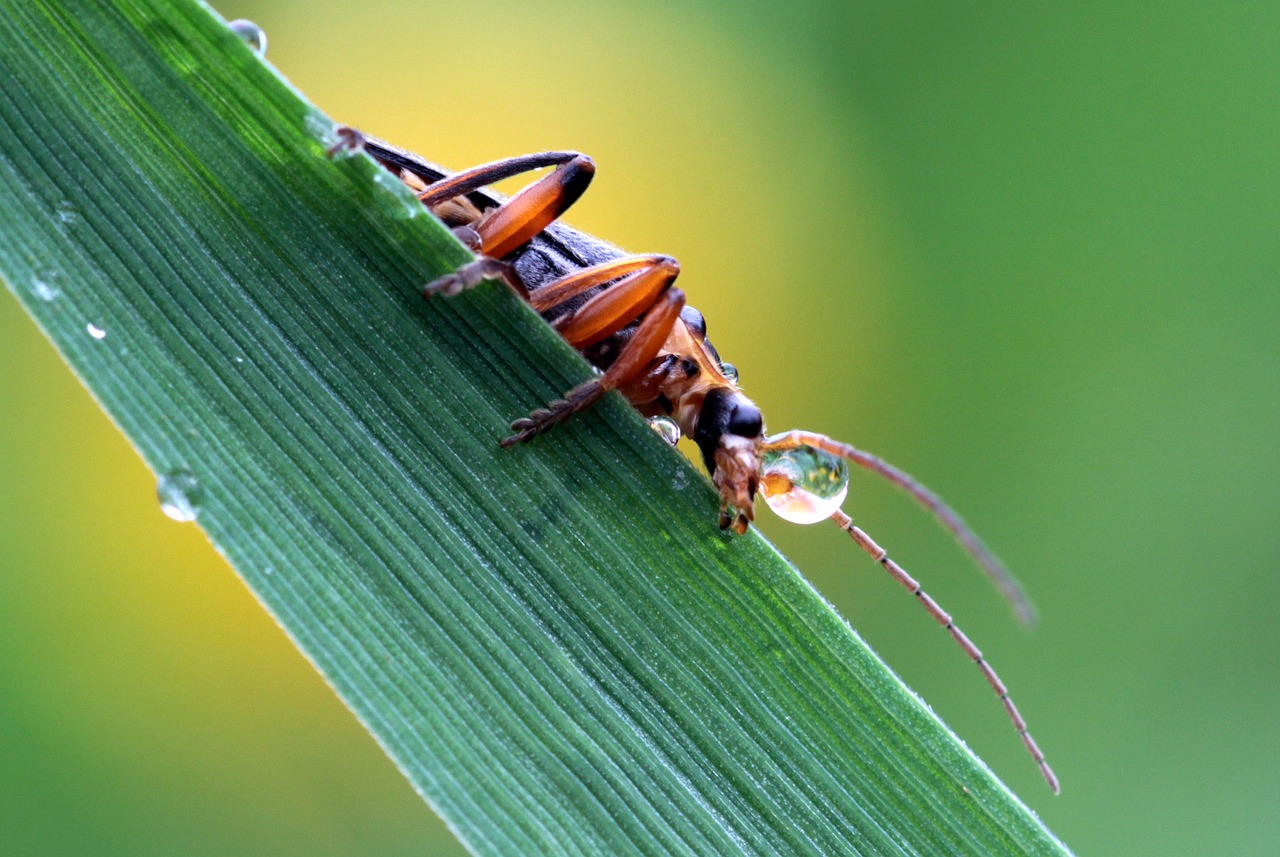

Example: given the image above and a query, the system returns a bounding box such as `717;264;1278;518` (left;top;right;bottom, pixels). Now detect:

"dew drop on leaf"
228;19;267;58
648;415;681;446
372;170;422;219
31;270;60;302
55;200;78;226
157;469;203;522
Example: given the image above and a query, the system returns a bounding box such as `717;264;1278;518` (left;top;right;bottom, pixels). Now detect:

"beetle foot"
325;125;366;158
501;400;575;447
423;257;509;299
499;380;605;447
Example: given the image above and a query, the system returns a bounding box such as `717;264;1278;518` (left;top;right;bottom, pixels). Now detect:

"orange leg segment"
553;257;680;348
501;287;686;447
530;254;676;313
474;154;594;259
420;153;597;299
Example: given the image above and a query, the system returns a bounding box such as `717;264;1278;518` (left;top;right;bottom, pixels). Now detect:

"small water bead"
31;271;61;302
372;170;423;219
304;113;347;154
303;112;330;139
85;321;106;340
228;19;267;58
648;415;681;446
719;362;739;383
670;468;690;491
157;469;203;522
55;200;78;226
761;441;849;524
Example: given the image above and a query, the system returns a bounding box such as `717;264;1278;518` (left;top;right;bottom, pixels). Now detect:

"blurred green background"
2;0;1277;854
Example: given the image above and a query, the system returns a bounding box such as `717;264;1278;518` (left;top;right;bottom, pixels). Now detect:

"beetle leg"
552;257;681;347
421;153;596;298
413;152;595;260
340;134;592;255
421;256;515;299
529;254;676;314
451;225;482;252
502;285;686;446
621;354;698;411
470;154;594;259
325;125;366;157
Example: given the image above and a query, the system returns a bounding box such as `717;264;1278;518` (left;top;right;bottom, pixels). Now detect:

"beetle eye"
727;402;762;438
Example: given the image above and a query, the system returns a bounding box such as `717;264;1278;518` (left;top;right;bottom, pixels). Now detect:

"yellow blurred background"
3;1;1278;854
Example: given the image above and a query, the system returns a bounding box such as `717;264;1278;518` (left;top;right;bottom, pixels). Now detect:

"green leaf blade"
0;1;1069;854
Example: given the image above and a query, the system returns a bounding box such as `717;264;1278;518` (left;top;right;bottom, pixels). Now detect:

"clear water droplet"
31;270;61;302
228;19;267;57
720;362;739;383
372;170;422;218
55;200;78;226
85;321;106;340
157;469;203;522
671;468;690;491
761;441;849;525
648;415;681;446
304;113;338;146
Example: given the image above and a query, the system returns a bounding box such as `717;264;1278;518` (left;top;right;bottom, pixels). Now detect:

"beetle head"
693;387;765;534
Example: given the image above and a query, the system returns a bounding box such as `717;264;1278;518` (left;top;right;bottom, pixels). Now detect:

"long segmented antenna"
830;508;1059;793
762;430;1037;626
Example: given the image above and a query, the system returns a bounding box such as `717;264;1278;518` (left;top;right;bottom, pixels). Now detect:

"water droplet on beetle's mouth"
761;443;849;524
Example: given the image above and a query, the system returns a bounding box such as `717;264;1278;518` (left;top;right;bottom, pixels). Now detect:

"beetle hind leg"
501;381;609;447
502;273;686;446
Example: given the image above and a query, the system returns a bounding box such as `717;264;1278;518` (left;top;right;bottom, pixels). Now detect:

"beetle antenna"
762;431;1037;626
830;508;1059;793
